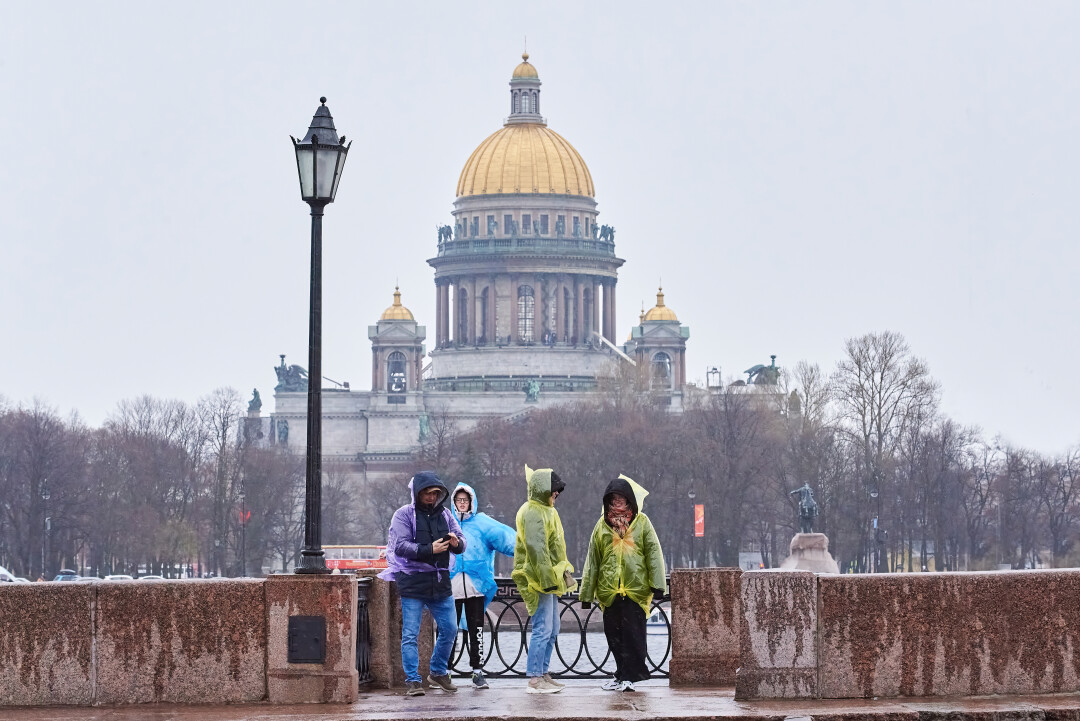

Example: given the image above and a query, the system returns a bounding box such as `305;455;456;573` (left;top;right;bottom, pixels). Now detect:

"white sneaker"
601;678;621;691
618;680;636;692
526;676;562;694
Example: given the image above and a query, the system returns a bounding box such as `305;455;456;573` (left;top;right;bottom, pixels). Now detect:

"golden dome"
379;286;414;321
512;52;538;79
456;124;594;197
644;287;678;322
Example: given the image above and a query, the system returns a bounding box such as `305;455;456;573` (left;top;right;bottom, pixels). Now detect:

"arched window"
652;352;673;389
387;351;407;394
522;93;531;113
513;92;519;114
517;286;535;342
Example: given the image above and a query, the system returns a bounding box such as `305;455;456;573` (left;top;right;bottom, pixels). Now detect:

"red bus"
324;544;387;571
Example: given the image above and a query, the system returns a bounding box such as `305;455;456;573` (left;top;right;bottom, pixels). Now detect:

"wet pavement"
5;680;1080;720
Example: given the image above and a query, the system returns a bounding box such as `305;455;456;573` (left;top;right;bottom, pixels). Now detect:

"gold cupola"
379;286;415;321
455;53;595;198
644;287;678;322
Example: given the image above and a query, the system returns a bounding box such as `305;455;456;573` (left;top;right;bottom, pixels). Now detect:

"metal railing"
449;577;671;679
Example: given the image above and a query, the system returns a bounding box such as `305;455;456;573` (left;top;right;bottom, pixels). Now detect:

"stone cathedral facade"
257;54;691;484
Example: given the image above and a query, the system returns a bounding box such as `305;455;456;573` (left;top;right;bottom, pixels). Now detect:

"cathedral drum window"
517;285;535;343
651;352;673;389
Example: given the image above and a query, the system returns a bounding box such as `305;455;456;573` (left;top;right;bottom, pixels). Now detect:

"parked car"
14;577;30;583
138;575;165;580
0;565;15;582
53;569;80;581
104;574;134;581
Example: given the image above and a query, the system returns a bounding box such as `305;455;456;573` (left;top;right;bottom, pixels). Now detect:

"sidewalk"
5;680;1080;720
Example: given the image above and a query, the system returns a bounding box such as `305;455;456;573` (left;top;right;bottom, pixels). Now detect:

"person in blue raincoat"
449;482;516;689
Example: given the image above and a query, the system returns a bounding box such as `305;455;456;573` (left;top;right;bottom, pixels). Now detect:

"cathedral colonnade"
432;272;617;347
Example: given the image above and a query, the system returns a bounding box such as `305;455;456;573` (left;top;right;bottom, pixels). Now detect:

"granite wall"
0;575;356;707
668;568;741;685
735;568;1080;700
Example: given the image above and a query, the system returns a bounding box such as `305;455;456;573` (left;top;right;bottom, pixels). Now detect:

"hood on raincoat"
578;473;666;615
512;465;577;615
411;470;449;509
451;483;475;522
602;474;648;519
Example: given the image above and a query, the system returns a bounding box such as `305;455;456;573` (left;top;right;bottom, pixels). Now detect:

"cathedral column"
510;275;519;342
441;282;450;346
451;280;460;345
554;275;565;343
489;275;498;342
371;348;379;391
468;277;477;344
607;280;617;344
435;281;444;347
678;350;686;390
601;280;610;342
574;275;584;344
591;277;600;340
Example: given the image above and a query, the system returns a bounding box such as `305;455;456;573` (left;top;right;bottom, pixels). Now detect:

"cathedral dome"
379;287;414;321
644;287;678;322
512;52;539;79
456;124;594;197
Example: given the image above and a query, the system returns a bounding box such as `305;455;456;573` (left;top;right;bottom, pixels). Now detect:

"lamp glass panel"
315;147;339;200
295;145;315;198
330;150;348;199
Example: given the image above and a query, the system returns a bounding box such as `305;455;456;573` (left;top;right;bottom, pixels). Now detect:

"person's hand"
432;538;451;553
447;533;460;549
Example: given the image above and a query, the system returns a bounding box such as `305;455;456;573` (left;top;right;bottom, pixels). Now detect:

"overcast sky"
2;3;1077;453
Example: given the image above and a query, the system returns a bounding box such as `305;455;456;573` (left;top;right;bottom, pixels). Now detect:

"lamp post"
291;97;350;574
688;487;696;568
238;482;247;578
41;480;50;579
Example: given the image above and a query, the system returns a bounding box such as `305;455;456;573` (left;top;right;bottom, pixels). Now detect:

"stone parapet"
817;569;1080;699
95;579;265;704
668;568;741;686
0;582;94;706
358;571;434;688
734;570;818;700
266;574;358;704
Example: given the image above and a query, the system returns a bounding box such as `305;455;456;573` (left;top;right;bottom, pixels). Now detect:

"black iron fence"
450;577;671;679
355;575;672;684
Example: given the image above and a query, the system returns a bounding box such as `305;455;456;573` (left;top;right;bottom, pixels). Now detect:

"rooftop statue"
248;388;262;414
524;379;540;403
789;483;819;534
274;355;309;392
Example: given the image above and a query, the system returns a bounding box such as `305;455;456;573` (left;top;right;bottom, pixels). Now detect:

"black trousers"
603;595;650;682
454;595;486;670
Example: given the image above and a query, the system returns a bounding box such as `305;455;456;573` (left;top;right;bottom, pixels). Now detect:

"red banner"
694;504;704;537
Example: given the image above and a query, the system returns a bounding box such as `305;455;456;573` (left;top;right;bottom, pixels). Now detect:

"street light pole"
41;479;50;579
292;97;350;574
239;482;247;577
688;487;696;569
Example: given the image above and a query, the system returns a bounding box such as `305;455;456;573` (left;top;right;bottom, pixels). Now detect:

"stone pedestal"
266;574;358;704
669;568;742;686
780;533;839;574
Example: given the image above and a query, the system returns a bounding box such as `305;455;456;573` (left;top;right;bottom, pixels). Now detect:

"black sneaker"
427;674;458;692
471;671;489;689
405;681;425;696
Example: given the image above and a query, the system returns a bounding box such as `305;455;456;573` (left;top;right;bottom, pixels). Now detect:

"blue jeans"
526;592;560;677
400;595;457;683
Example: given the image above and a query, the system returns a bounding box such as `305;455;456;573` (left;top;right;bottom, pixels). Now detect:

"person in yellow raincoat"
512;465;576;694
579;474;666;692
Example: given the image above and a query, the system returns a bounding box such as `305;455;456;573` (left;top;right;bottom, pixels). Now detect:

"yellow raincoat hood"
579;474;667;615
511;465;577;615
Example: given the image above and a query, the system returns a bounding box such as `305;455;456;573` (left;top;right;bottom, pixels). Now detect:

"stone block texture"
266;574;358;703
669;568;741;686
94;579;266;704
735;570;818;700
818;569;1080;699
0;582;94;706
361;573;433;688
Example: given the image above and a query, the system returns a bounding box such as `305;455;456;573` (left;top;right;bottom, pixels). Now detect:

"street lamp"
688;488;697;569
238;482;247;578
291;97;350;574
41;480;50;579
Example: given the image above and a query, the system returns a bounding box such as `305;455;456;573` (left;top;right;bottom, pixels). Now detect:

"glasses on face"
454;496;470;507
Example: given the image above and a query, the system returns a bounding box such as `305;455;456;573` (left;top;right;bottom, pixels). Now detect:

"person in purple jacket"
379;471;467;696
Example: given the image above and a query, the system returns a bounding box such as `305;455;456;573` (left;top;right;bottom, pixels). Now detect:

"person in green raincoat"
579;474;666;692
512;465;576;694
